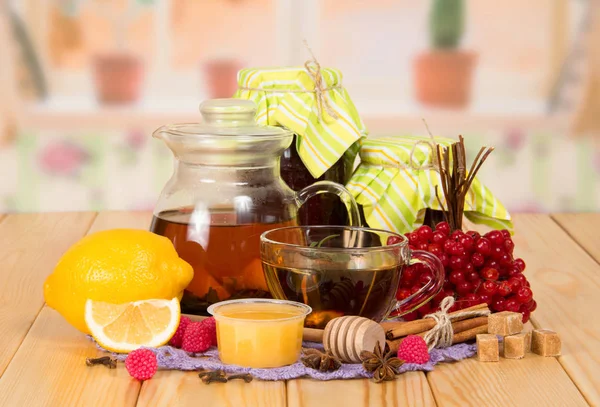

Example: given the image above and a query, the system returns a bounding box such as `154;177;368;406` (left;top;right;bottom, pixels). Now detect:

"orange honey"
208;299;311;368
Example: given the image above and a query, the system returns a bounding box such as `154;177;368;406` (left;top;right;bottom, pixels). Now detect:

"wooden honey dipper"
302;316;386;364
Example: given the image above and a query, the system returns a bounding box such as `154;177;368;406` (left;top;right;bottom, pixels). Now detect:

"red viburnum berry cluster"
390;222;536;323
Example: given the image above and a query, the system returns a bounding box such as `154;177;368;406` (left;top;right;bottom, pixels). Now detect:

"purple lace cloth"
92;338;475;381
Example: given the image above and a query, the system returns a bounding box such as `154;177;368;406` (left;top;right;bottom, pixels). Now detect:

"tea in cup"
260;226;444;329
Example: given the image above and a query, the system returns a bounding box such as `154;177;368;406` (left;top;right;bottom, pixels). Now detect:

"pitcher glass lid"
159;99;291;138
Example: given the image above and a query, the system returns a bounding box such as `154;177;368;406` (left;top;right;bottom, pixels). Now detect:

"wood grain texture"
137;371;287;407
0;212;96;376
428;353;588;407
86;211;153;234
552;213;600;264
511;214;600;405
0;307;139;407
287;374;436;407
1;212;597;407
0;212;153;406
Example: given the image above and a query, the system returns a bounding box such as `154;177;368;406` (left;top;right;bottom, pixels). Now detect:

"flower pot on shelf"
202;59;243;98
413;50;477;108
92;53;144;105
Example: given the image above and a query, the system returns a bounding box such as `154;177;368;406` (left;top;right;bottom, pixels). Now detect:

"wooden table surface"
0;212;598;407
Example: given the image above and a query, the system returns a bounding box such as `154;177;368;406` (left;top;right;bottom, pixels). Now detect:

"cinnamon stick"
452;324;488;343
385;303;489;340
387;318;488;353
296;315;488;344
416;316;488;338
386;338;402;353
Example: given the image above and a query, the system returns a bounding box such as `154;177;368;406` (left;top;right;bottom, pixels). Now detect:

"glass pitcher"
150;99;361;315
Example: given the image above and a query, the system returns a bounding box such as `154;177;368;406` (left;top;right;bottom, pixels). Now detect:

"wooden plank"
552;213;600;264
0;307;140;407
287;374;436;407
137;371;287;407
428;353;588;407
0;212;96;376
0;212;153;407
509;214;600;405
86;211;153;234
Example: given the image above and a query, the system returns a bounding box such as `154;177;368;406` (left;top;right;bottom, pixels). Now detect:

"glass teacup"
260;226;444;329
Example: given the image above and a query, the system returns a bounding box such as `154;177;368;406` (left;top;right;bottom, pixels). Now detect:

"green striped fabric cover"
346;136;514;234
233;66;367;178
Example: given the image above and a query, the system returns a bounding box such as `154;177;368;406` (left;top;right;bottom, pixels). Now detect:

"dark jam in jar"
280;135;354;226
423;209;446;229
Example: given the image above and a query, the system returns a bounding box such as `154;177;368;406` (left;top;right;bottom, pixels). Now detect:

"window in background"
468;0;556;104
42;0;156;100
15;0;573;114
23;0;283;105
167;0;280;101
170;0;278;69
47;0;155;70
314;0;563;114
316;0;424;112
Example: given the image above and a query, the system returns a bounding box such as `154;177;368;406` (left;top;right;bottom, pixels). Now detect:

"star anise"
360;341;404;383
301;348;342;372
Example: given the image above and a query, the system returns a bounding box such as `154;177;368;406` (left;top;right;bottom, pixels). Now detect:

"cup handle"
389;250;445;317
296;180;361;226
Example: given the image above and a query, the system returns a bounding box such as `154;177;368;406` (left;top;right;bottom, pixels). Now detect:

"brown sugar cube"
522;331;532;352
488;311;524;336
477;334;499;362
503;332;531;359
532;329;561;356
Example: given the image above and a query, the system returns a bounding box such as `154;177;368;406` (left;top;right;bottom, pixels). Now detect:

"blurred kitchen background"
0;0;599;213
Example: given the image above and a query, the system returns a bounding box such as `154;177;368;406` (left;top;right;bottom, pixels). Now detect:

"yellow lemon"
44;229;193;333
85;297;180;353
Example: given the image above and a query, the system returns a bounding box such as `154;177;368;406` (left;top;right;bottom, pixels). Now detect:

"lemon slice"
85;297;180;353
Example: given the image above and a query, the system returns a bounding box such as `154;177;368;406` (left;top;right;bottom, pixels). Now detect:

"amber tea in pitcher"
150;99;361;315
151;207;296;312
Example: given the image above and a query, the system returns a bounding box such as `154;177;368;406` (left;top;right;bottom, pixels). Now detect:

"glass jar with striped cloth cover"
345;136;513;234
233;65;367;178
233;64;366;226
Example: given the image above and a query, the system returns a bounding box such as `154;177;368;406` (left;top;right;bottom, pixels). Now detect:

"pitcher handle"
389;250;445;317
296;181;361;226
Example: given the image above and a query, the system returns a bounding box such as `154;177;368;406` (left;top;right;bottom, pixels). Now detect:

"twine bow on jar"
302;57;340;122
237;42;341;123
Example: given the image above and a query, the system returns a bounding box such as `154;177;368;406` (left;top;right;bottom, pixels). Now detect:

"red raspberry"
125;348;157;381
201;317;218;346
397;335;430;364
169;316;191;348
182;321;212;353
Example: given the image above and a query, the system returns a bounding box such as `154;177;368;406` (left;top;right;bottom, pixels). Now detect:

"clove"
202;376;228;384
85;356;117;369
199;370;227;384
198;370;254;384
227;373;253;383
